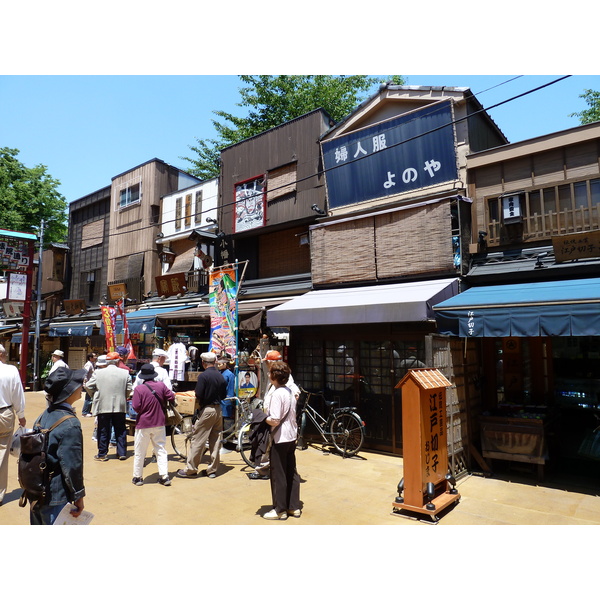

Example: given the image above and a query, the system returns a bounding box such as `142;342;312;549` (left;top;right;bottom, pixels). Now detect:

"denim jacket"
36;403;85;506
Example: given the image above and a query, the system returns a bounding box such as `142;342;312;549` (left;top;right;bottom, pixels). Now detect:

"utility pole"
33;219;44;391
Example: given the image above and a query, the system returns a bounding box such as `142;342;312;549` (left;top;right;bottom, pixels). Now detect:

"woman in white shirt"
262;361;301;520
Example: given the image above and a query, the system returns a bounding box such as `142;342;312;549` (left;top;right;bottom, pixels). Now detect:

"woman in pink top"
262;361;301;520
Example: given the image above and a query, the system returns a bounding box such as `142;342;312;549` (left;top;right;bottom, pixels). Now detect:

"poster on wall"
208;266;238;358
234;177;266;233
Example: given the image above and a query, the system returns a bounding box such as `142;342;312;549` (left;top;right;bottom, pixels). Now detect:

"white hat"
201;351;217;363
52;349;64;357
152;348;168;357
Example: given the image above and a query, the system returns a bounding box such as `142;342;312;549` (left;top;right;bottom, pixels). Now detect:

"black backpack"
17;413;75;508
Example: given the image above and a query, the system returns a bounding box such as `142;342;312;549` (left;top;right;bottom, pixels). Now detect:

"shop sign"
3;301;24;317
7;272;27;300
552;230;600;262
322;101;458;209
64;299;87;315
108;283;128;301
155;273;186;297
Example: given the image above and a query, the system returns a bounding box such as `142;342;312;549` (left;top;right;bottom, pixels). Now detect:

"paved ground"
2;390;600;527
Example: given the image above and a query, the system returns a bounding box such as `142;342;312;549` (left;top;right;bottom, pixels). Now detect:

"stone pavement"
1;390;600;526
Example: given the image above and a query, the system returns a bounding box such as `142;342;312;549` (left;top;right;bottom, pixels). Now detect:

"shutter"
81;219;104;249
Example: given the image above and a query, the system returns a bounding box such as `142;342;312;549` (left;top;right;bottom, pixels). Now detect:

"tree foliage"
569;89;600;125
183;75;404;180
0;147;68;245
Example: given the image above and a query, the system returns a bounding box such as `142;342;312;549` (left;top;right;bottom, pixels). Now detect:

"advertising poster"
208;267;238;358
100;305;117;352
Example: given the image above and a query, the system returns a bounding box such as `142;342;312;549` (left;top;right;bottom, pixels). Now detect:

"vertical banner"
100;305;117;353
115;300;136;359
208;266;238;358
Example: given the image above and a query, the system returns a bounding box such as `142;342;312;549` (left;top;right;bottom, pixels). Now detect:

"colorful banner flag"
100;305;117;352
116;300;136;359
208;266;238;358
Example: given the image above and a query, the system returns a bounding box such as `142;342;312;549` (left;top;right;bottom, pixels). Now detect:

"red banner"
100;305;117;352
116;300;136;360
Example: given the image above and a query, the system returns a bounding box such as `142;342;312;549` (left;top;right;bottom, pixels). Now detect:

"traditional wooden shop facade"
434;120;600;483
268;85;509;470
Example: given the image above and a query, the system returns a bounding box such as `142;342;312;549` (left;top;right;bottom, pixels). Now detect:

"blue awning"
100;306;190;335
433;277;600;337
49;321;96;337
11;333;34;343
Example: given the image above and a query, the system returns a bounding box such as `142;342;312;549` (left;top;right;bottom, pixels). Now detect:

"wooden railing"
487;204;600;245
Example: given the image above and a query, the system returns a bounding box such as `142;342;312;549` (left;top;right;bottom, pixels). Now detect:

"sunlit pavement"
1;391;600;526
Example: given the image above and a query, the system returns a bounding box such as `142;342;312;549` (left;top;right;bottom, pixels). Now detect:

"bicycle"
296;387;365;457
170;394;253;461
237;387;366;467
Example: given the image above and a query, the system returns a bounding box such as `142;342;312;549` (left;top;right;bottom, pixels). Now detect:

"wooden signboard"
155;273;186;297
552;230;600;262
392;368;460;522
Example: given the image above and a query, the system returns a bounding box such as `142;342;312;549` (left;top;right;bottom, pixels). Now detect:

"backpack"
17;413;75;508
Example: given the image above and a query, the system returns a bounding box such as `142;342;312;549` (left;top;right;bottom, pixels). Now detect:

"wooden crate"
186;371;200;382
176;391;198;415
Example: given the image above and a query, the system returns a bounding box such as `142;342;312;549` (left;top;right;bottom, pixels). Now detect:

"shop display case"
479;407;554;478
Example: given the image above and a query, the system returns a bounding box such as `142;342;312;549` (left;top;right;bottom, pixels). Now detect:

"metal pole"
33;219;44;391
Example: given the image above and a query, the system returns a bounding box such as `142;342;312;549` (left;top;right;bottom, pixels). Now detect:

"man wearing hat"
85;352;133;461
0;343;26;506
176;351;226;479
30;366;87;524
48;349;68;375
134;348;172;391
131;364;176;486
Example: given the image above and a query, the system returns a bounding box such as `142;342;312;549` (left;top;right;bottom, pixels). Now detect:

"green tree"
183;75;404;179
569;89;600;124
0;147;67;244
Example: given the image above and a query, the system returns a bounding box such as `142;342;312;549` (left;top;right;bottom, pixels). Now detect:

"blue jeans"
30;502;66;525
82;393;93;415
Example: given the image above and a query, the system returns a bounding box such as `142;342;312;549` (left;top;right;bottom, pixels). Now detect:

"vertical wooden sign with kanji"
393;368;460;521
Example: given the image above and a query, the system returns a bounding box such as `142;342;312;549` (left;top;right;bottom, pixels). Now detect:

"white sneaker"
287;509;301;518
263;509;288;520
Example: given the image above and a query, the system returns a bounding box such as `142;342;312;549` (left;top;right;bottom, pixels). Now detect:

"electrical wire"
68;75;573;246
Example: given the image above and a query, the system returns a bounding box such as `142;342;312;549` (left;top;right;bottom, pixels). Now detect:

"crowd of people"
0;343;303;524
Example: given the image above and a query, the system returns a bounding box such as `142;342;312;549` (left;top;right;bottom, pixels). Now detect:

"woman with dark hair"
262;361;301;520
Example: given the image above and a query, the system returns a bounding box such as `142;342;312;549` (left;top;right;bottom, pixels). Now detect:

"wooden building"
434;120;600;484
268;85;508;468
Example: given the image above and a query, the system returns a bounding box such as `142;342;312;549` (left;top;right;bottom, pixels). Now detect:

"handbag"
143;382;182;427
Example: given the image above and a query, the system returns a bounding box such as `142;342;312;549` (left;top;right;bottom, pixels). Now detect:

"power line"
70;76;573;245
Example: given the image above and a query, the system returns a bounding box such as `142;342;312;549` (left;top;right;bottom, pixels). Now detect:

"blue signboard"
322;101;458;209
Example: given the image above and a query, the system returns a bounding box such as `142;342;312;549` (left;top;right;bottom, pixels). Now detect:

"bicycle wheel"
171;415;194;460
237;421;254;468
329;412;365;457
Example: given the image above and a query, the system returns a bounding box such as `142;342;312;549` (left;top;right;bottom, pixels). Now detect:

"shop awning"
11;333;34;344
267;278;459;327
49;321;97;337
433;277;600;337
101;306;190;335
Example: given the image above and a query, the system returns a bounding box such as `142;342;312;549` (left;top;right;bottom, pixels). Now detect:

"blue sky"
2;74;599;204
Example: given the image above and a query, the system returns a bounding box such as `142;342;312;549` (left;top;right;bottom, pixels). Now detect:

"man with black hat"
131;364;176;486
176;351;226;479
30;366;87;525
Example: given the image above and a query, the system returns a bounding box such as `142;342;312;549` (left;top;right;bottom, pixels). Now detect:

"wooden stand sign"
392;368;460;522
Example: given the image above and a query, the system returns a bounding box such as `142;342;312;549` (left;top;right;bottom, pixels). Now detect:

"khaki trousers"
0;408;15;504
185;405;223;476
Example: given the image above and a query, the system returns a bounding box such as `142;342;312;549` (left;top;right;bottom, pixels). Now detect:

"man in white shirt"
48;349;68;374
0;344;26;505
134;349;172;391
